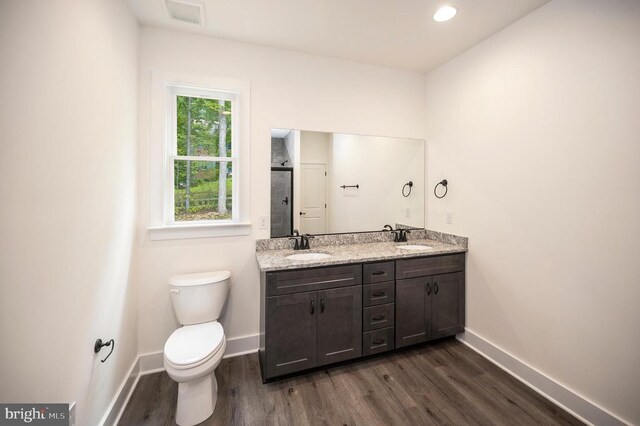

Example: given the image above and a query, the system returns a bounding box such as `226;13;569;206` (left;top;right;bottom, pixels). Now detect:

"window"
148;74;251;240
169;89;236;223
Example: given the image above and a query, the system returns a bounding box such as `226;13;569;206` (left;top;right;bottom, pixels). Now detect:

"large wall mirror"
270;129;425;237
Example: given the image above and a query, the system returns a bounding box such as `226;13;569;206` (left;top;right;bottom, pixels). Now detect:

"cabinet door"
317;286;362;366
430;272;465;339
265;292;317;379
395;277;431;348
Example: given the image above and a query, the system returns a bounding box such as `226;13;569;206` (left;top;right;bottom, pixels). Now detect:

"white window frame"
148;73;251;240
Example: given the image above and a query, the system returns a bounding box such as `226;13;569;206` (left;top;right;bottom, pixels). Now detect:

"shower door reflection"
270;168;293;237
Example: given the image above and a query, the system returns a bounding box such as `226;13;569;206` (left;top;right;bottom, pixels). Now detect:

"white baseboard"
224;333;260;359
139;350;164;374
458;329;630;426
138;333;260;375
99;356;140;426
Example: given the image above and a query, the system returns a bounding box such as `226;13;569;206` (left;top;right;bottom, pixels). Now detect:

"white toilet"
164;270;231;426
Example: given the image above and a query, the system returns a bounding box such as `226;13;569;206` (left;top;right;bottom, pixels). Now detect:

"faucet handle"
301;234;314;249
289;237;300;250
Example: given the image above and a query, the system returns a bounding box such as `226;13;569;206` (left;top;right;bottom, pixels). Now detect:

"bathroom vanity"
256;231;467;382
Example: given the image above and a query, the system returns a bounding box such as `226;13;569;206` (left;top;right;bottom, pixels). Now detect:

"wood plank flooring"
118;338;583;426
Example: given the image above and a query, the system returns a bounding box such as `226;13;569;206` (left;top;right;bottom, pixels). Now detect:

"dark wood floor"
119;339;583;426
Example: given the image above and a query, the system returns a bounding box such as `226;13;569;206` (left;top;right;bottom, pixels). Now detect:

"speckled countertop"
255;237;467;272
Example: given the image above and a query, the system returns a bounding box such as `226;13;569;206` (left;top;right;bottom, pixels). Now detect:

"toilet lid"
164;322;224;366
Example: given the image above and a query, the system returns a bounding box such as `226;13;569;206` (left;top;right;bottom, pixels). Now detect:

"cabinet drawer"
363;281;395;307
396;254;464;280
266;264;362;296
363;327;395;356
363;303;395;331
363;262;395;284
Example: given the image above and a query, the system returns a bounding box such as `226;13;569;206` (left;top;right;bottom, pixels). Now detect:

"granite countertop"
255;238;467;272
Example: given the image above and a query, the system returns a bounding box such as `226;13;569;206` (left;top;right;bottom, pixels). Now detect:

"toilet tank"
169;271;231;325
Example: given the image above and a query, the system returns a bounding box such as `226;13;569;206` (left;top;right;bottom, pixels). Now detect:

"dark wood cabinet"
396;277;431;348
395;265;465;349
265;292;317;377
363;327;394;356
261;267;363;381
431;272;465;338
260;253;465;382
317;286;362;366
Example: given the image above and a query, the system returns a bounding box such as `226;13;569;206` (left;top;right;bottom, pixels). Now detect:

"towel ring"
402;181;413;197
434;179;448;199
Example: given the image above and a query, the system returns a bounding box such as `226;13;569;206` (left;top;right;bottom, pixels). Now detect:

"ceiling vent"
165;0;205;25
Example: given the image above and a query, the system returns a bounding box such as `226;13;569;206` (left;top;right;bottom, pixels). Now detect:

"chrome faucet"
383;224;394;231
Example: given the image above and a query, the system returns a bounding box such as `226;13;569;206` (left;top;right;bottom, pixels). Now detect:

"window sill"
147;222;252;241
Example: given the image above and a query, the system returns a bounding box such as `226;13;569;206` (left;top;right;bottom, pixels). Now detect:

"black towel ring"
94;338;115;363
402;181;413;197
434;179;448;199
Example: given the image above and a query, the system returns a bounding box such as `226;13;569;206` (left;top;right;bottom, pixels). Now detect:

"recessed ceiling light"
433;6;457;22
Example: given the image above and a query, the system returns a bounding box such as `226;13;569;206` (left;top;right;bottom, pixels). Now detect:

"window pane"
174;160;233;222
176;96;232;157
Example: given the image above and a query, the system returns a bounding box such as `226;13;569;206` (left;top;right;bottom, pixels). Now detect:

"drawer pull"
434;282;439;295
320;298;325;313
371;291;386;298
371;271;385;276
372;338;385;345
310;299;315;315
372;314;386;321
426;283;432;295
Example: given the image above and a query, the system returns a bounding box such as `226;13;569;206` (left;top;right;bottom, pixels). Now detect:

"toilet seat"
164;322;225;370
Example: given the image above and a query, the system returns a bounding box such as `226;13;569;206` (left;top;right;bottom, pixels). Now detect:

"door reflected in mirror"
270;129;424;237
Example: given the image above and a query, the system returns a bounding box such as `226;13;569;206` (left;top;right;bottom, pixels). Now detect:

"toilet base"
176;371;217;426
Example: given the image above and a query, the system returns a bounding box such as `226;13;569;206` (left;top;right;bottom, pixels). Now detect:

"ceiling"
129;0;549;73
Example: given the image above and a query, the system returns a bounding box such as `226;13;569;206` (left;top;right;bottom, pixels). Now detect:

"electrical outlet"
445;211;453;225
258;216;268;230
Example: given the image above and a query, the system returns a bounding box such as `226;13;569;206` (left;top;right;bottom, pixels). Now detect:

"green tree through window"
174;95;233;221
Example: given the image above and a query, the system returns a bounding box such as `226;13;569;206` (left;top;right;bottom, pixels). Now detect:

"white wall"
137;27;426;355
300;131;331;164
0;1;139;425
329;134;425;232
425;0;640;423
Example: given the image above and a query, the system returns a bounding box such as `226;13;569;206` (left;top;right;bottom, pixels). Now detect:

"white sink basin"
397;244;433;251
286;252;333;261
